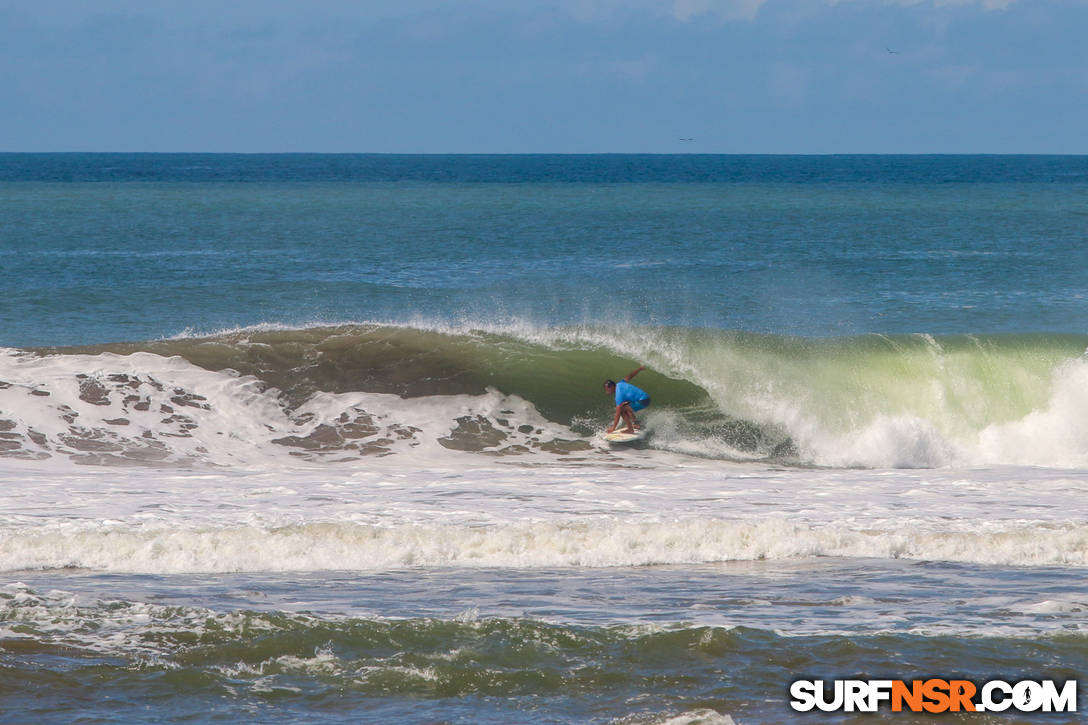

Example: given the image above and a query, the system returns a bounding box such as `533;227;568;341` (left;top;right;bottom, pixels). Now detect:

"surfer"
604;365;650;434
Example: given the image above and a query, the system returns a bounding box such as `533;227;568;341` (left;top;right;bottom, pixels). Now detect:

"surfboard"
602;427;646;444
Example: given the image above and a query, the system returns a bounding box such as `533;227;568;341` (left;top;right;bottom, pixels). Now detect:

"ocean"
1;154;1086;723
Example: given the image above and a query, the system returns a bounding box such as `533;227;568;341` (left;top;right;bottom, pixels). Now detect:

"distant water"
4;154;1088;348
1;154;1087;723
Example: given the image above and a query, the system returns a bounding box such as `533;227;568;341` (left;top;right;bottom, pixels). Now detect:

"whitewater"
2;321;1087;579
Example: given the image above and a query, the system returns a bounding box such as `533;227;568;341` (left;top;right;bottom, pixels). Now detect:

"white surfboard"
602;427;646;444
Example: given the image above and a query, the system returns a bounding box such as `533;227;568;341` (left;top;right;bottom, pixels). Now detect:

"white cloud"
671;0;770;21
560;0;769;23
936;0;1017;7
650;0;1022;24
867;0;1019;8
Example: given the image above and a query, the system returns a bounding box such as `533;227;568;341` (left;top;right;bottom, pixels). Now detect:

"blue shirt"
614;380;648;406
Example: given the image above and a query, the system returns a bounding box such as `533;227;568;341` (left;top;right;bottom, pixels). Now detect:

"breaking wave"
4;518;1088;573
1;322;1086;468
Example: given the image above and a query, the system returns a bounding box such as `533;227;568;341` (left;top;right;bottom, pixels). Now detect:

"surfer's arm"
607;405;624;433
623;365;645;382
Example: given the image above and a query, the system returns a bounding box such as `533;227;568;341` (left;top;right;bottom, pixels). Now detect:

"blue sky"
2;0;1086;153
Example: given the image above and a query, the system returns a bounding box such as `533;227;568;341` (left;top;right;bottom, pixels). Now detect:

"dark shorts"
628;396;650;413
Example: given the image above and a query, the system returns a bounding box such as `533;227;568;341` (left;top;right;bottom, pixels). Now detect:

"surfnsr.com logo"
789;679;1077;713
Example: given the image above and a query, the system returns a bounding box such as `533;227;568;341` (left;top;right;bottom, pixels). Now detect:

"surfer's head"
603;379;616;392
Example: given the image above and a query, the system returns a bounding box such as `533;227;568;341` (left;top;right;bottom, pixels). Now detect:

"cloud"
650;0;1021;24
864;0;1019;8
671;0;770;21
939;0;1017;8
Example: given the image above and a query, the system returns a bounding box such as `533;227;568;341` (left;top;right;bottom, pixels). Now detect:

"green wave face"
45;324;710;424
686;331;1085;431
635;328;1088;465
37;324;1088;465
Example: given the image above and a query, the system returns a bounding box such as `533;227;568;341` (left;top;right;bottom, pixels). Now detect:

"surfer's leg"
619;403;636;433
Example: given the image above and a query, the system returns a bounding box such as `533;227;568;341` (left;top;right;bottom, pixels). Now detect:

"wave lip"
4;518;1088;574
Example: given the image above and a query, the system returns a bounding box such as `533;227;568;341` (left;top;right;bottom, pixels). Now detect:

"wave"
3;322;1087;468
9;576;1088;724
6;581;1087;680
4;518;1088;573
1;579;745;721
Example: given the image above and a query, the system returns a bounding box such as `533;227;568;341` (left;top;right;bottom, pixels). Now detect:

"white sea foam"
1;393;1085;575
974;357;1088;467
3;517;1087;574
0;349;293;465
1013;599;1088;614
0;348;592;466
637;710;735;725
